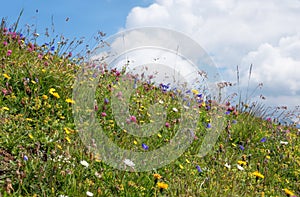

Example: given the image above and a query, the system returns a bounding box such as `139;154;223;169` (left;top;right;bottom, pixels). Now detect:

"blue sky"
0;0;153;44
1;0;300;115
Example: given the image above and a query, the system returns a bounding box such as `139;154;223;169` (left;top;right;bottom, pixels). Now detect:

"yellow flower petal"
3;73;11;79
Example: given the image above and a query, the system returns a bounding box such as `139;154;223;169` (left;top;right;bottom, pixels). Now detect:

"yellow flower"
65;136;71;143
284;188;295;196
56;144;62;150
179;164;184;169
185;159;190;164
3;73;11;79
52;92;60;99
2;107;9;111
49;88;56;94
153;173;162;179
64;127;71;134
157;182;168;189
42;95;48;100
191;89;199;94
65;98;75;104
28;133;34;139
238;160;247;166
252;171;264;179
157;133;162;138
133;140;138;145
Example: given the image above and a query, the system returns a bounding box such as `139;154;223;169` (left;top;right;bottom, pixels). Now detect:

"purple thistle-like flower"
142;143;149;150
196;165;203;173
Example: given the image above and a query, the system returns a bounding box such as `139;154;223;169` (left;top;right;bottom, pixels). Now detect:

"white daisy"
86;191;94;196
237;164;244;171
80;160;89;168
224;163;231;169
124;159;135;167
280;141;288;145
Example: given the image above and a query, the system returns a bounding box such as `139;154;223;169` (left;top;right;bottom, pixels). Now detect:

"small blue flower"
206;123;212;128
232;120;237;124
225;111;230;115
197;94;202;98
104;98;109;104
196;165;203;173
239;145;245;151
23;155;28;161
260;137;267;143
50;46;55;51
142;143;149;150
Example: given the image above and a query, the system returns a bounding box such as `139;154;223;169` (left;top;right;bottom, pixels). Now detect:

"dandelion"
157;182;168;189
3;74;11;80
153;173;162;179
237;160;247;166
86;191;94;196
65;98;75;104
124;159;135;167
6;49;12;56
142;143;149;150
52;92;60;99
80;160;89;168
42;95;48;100
284;188;295;196
252;171;264;179
49;88;56;94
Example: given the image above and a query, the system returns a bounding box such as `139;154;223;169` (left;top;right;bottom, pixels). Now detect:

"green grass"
0;19;299;197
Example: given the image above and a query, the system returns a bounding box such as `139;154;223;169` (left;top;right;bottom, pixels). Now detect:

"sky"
1;0;300;121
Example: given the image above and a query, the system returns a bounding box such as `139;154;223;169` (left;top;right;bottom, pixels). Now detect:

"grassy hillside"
0;19;299;197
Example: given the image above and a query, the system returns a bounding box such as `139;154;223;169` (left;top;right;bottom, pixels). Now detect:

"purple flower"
232;120;237;124
101;112;107;117
6;50;12;56
50;46;55;51
239;145;245;151
206;123;212;128
130;115;137;123
225;111;231;115
260;137;267;143
196;165;203;173
23;155;28;161
104;98;109;104
142;143;149;150
165;122;170;128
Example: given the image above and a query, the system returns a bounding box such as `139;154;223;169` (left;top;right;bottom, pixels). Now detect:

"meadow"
0;16;299;197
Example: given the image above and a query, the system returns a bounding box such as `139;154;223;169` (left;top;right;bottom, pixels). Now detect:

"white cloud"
124;0;300;108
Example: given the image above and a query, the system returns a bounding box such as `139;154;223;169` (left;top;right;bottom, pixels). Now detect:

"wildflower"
28;133;34;139
232;120;237;124
65;98;75;104
49;88;56;94
142;143;149;150
2;107;9;111
260;137;267;143
192;89;199;94
172;107;178;112
237;160;247;166
56;144;62;150
80;160;89;168
157;133;162;138
86;191;94;197
3;74;11;80
130;115;137;123
153;173;162;179
225;163;231;169
104;98;109;104
6;50;12;56
196;165;203;173
159;100;164;104
280;141;288;145
225;111;231;115
124;159;135;167
252;171;264;179
42;95;48;100
165;122;170;128
179;164;184;169
239;145;245;151
23;155;28;161
206;123;212;128
237;164;244;171
65;136;71;143
52;92;60;99
157;182;168;189
3;41;7;46
101;112;107;117
284;188;295;196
